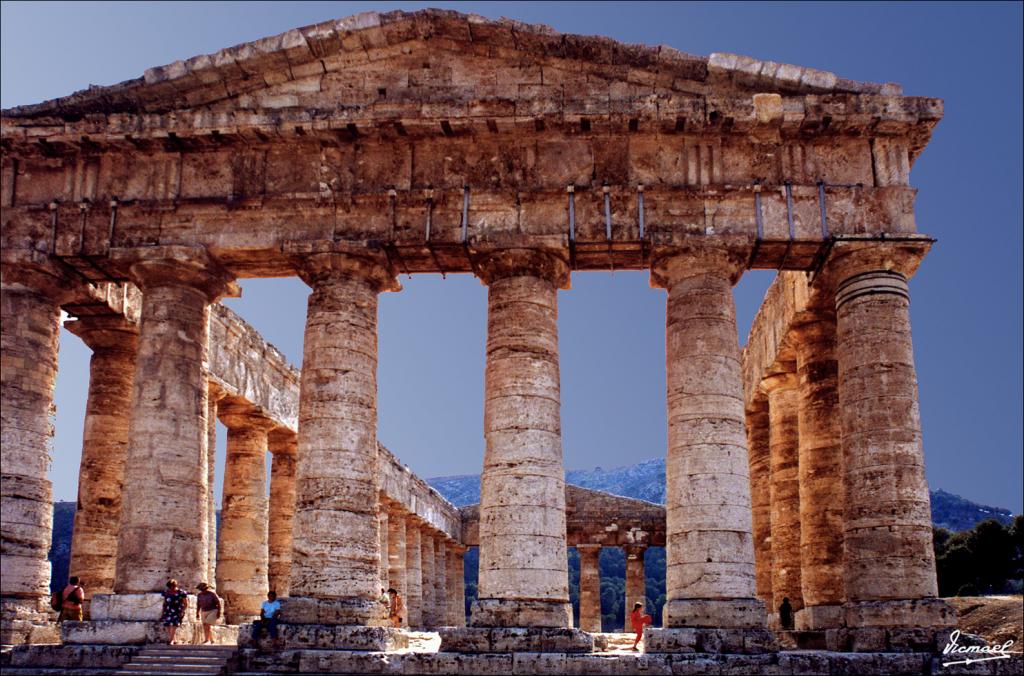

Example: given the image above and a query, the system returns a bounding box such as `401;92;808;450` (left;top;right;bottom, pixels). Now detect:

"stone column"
285;249;398;631
420;529;436;629
829;245;951;632
745;396;773;610
446;544;467;627
113;246;235;594
792;318;845;630
576;545;602;633
65;316;138;602
762;371;803;624
473;249;572;629
405;518;423;628
650;248;766;632
624;545;647;614
434;536;448;627
268;432;297;597
1;257;75;645
379;507;390;594
206;385;226;587
216;404;273;623
386;507;407;626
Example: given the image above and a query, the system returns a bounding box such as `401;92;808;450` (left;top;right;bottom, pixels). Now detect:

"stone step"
121;666;223;674
133;656;228;665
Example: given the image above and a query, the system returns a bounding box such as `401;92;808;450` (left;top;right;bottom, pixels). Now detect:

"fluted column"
420;529;436;628
1;258;76;643
446;544;466;627
217;404;273;622
762;371;803;622
268;432;297;596
745;396;773;609
114;246;235;593
434;536;447;627
473;249;572;628
576;545;602;633
829;245;949;629
386;507;407;626
379;508;390;594
65;316;138;601
792;319;845;630
651;248;764;628
287;250;398;625
405;519;423;628
206;385;226;587
624;545;647;613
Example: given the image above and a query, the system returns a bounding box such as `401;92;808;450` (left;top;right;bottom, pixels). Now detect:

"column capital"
217;400;278;434
789;315;837;343
64;314;138;352
1;249;84;305
650;244;747;289
623;544;648;558
475;248;570;289
268;429;298;456
288;241;400;292
110;245;239;301
815;236;931;292
576;543;602;554
759;371;799;395
448;543;469;556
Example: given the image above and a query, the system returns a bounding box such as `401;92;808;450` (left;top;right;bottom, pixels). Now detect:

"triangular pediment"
4;8;905;122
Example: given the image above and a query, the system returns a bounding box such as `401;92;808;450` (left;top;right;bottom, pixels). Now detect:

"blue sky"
2;1;1021;513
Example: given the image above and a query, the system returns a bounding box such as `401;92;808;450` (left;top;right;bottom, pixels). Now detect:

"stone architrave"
828;245;953;632
405;520;423;628
472;249;573;629
284;248;399;631
576;545;602;633
762;370;804;622
268;433;297;597
624;545;647;615
420;530;436;629
792;318;845;630
65;316;138;603
0;256;78;644
386;507;407;626
434;537;447;627
644;247;774;654
446;544;467;627
745;396;774;610
216;403;274;623
112;246;236;595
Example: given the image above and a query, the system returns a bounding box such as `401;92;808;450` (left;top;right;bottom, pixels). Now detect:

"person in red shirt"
629;602;653;651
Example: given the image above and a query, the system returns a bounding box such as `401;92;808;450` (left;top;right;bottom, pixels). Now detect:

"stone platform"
238;623;408;651
3;643;1022;675
438;626;593;653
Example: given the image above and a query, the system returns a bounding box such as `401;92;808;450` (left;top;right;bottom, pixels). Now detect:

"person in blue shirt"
254;591;281;642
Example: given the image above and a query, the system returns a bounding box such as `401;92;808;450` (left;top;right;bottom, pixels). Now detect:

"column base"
844;598;956;629
0;598;59;645
795;603;844;630
438;626;594;653
663;598;767;629
643;627;778;654
277;597;389;626
469;599;572;628
62;593;211;645
237;623;407;651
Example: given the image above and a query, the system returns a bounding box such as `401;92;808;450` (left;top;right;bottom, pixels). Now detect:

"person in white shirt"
255;591;281;642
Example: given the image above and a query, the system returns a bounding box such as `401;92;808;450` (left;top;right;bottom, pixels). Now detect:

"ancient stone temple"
2;8;990;675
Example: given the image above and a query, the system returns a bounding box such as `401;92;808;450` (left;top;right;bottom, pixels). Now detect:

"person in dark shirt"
779;597;794;630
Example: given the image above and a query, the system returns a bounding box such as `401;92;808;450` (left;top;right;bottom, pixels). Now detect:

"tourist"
387;588;404;628
779;597;794;630
195;583;221;645
160;579;189;644
254;591;281;643
56;576;85;623
629;601;653;651
379;587;390;608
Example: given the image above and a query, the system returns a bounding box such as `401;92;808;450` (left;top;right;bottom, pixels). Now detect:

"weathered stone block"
663;598;766;628
89;592;189;621
645;627;777;654
439;626;594;653
238;622;407;651
469;598;573;629
61;619;192;645
844;599;956;629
